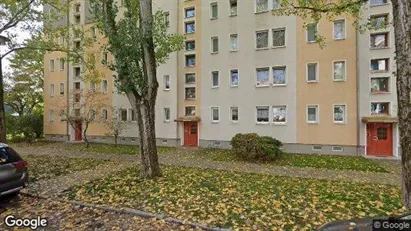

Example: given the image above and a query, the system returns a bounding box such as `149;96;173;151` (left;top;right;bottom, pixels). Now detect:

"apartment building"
44;0;400;158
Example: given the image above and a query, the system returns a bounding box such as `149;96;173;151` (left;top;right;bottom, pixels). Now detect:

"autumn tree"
90;0;183;178
104;107;129;147
277;0;411;209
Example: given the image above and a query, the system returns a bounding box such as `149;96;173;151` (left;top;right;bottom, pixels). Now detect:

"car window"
0;147;21;164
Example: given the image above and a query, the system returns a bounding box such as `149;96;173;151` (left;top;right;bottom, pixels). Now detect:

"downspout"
175;1;180;146
356;16;360;156
66;0;70;141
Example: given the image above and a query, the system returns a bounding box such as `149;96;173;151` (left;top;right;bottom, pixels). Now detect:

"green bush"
231;133;283;162
6;113;43;143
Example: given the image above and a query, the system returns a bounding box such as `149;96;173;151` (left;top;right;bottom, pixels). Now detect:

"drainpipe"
66;1;71;141
175;1;180;146
356;17;361;156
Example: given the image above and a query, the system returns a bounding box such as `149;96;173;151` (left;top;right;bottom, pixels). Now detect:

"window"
333;20;345;40
273;0;281;9
185;21;195;34
256;68;269;86
212;71;219;87
371;102;389;115
211;37;219;53
313;145;322;151
102;80;108;93
74;109;80;117
377;127;388;140
60;83;64;96
256;0;268;13
185;73;196;84
230;34;238;51
102;109;108;121
272;28;285;47
74;67;81;77
58;35;64;45
332;146;344;152
164;75;170;90
75;3;81;13
91;26;97;38
49;110;55;122
74;15;80;24
185;87;196;99
185;8;195;18
185;106;195;116
370;14;388;28
185;40;195;51
307;105;319;123
273;66;286;85
370;33;389;48
50;59;55;72
60;110;65;121
333;61;346;81
120;109;128;121
230;107;238;122
74;82;80;90
211;107;219;122
307;23;317;42
89;109;96;121
256;30;269;49
186;55;196;66
307;63;318;82
210;3;218;19
90;82;96;91
333;105;346;124
164;12;170;27
164;108;170;122
102;52;108;63
129;109;136;121
74;93;80;103
59;58;65;70
256;106;269;123
370;0;388;6
74;41;81;50
272;106;286;124
371;77;389;93
50;84;55;97
230;69;239;87
371;58;389;71
230;0;237;16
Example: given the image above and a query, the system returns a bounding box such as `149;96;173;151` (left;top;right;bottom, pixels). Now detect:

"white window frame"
230;106;239;123
229;0;238;16
229;34;239;52
230;69;239;87
333;19;346;40
332;146;344;152
102;80;108;93
370;101;390;115
164;108;171;122
255;0;269;13
332;60;347;82
210;2;218;19
211;107;220;123
306;62;319;83
50;84;55;97
255;30;269;50
49;59;55;72
312;145;323;151
211;71;219;88
272;27;286;48
370;32;389;49
211;36;219;53
306;105;319;124
256;106;270;124
272;105;287;125
272;65;287;86
128;108;136;122
306;23;318;43
256;67;270;87
333;104;347;124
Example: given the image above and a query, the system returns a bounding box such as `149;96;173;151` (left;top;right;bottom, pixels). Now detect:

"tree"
90;0;183;178
104;107;129;147
277;0;411;210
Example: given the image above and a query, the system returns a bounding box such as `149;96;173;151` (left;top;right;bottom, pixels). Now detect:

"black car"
0;143;28;197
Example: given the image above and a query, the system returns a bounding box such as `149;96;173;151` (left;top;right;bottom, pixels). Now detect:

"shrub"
231;133;283;162
6;113;43;143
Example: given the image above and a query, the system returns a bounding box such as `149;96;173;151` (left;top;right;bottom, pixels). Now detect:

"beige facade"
43;0;400;157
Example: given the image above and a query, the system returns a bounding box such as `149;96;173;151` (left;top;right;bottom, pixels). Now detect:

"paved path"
15;146;401;187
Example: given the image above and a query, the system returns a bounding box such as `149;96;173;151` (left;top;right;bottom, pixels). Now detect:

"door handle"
373;136;378;141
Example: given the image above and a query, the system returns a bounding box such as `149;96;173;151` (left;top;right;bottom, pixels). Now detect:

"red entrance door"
74;122;82;141
367;123;393;156
184;122;198;147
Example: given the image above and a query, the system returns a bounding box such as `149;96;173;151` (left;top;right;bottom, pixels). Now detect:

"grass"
64;165;405;230
22;154;109;183
176;148;389;173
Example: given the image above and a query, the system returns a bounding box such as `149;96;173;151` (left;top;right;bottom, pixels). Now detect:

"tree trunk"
114;134;118;147
392;0;411;210
0;59;6;143
83;122;90;148
138;0;161;178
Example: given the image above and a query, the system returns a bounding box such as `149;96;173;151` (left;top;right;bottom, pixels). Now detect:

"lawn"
172;148;388;173
22;154;109;183
64;166;405;230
